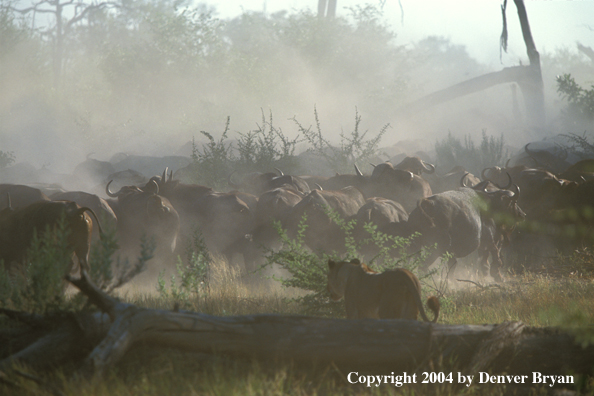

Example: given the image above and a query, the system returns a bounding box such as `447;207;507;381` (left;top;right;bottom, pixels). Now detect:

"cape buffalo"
285;186;366;254
0;184;50;210
106;180;180;261
352;197;409;261
406;186;525;281
229;169;310;196
369;162;432;212
144;170;255;266
393;156;436;176
51;191;118;241
0;200;102;273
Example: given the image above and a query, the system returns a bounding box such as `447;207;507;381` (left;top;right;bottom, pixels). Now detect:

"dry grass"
116;255;305;316
2;258;594;396
441;274;594;326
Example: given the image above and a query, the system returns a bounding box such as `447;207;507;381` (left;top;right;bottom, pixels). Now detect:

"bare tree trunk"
397;66;532;114
397;0;545;130
0;309;111;373
577;42;594;63
514;0;545;128
9;1;117;90
318;0;337;19
53;3;63;89
317;0;327;18
327;0;337;18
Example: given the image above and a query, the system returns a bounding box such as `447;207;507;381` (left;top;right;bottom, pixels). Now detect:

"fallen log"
0;309;111;373
0;270;592;389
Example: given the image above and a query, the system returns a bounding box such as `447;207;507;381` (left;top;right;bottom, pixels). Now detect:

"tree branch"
66;271;122;320
396;66;532;115
66;2;116;29
577;42;594;63
514;0;539;66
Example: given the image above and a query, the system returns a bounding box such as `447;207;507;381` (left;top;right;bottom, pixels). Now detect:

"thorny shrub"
263;208;439;317
294;106;389;175
157;229;212;306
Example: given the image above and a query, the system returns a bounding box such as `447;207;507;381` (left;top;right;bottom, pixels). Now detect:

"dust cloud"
0;1;593;182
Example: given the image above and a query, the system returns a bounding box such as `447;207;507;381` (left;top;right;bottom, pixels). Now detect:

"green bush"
190;117;235;189
88;218;119;291
557;73;594;123
105;234;155;293
263;216;345;317
559;132;594;160
0;218;154;312
187;107;386;188
157;229;212;305
187;113;302;189
264;209;434;317
235;110;301;175
0;217;77;313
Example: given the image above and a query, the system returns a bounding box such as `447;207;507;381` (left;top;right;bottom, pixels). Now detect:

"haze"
1;0;593;180
208;1;594;66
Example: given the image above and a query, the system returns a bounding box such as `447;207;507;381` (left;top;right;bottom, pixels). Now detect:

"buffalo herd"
1;143;594;283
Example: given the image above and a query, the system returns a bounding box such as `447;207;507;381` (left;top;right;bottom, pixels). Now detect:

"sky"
203;0;594;67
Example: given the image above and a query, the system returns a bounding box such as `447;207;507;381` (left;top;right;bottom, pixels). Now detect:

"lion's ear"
328;259;336;268
350;258;360;264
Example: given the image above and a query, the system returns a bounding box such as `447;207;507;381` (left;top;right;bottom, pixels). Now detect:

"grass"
118;256;304;316
2;256;594;395
441;274;594;326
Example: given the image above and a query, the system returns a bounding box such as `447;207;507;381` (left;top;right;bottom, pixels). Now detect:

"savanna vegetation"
1;0;594;394
2;153;594;395
1;215;594;395
1;0;593;165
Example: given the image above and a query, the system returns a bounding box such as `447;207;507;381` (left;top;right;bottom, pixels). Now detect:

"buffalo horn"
162;167;168;183
105;180;119;197
404;171;414;182
460;172;470;187
511;184;520;201
524;143;544;168
422;161;436;174
314;183;323;191
228;170;239;189
274;167;284;177
481;167;492;181
169;170;173;182
354;164;363;177
145;179;159;195
369;163;376;168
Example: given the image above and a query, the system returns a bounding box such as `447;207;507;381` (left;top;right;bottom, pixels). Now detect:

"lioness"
327;258;440;322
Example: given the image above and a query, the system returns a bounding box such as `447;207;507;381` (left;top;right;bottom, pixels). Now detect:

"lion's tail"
405;278;440;323
425;296;440;323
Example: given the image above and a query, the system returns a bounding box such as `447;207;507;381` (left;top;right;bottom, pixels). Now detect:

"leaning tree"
397;0;545;131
